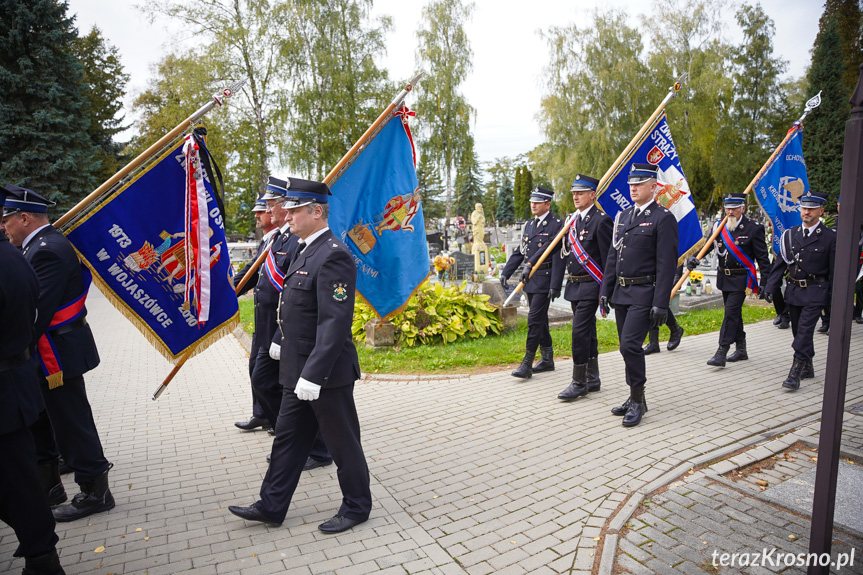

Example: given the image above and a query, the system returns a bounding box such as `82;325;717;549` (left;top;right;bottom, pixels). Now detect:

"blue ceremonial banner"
596;112;704;263
328;105;430;319
751;126;807;253
64;139;239;361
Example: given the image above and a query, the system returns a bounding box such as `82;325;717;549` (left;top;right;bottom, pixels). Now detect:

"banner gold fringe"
85;265;238;364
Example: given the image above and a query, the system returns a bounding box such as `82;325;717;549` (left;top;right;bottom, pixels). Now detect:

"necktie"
804;228;810;237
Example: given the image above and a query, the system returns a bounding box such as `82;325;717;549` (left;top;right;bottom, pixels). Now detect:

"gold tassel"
46;371;64;389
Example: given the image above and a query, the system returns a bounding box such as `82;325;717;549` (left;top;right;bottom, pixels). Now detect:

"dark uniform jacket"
0;232;44;435
766;222;836;308
23;225;99;378
277;230;361;390
701;215;771;292
601;201;679;308
502;213;565;294
551;206;613;302
244;230;299;355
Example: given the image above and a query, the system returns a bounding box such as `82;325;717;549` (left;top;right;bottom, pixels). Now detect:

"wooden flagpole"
152;72;423;400
670;91;823;301
502;73;689;307
55;79;247;230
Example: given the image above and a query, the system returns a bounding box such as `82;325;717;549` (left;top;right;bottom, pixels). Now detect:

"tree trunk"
445;161;453;228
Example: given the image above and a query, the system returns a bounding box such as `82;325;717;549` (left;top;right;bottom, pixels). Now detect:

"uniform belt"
0;349;30;372
51;316;88;336
720;267;748;276
568;274;593;283
532;261;551;270
618;275;655;287
788;275;828;288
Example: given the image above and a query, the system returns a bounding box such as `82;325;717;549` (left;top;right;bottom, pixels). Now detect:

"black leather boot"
727;339;748;362
707;345;730;367
38;461;67;507
53;468;115;522
642;330;660;355
532;345;555;372
777;312;790;329
611;396;631;416
667;325;684;351
558;364;588;400
22;549;65;575
800;358;815;380
622;385;648;427
782;357;805;390
511;348;535;379
586;357;601;392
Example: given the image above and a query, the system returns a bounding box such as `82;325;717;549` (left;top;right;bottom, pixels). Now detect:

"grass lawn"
238;295;777;375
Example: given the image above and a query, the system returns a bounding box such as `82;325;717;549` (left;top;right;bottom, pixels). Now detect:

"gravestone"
450;250;475;280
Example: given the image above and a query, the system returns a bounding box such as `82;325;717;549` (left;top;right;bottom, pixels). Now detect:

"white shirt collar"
576;205;594;219
279;222;291;235
802;221;819;233
23;224;51;250
634;200;655;216
535;211;550;223
300;226;330;250
261;228;277;242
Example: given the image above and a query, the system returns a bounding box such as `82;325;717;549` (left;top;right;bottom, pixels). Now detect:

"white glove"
268;342;281;360
294;377;321;401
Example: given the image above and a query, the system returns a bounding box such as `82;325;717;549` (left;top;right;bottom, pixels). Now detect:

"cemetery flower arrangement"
433;254;455;272
689;271;704;284
352;280;502;347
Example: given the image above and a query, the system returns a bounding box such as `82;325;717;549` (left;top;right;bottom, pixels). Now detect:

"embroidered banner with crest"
751;126;807;254
328;105;429;320
64;138;239;362
595;112;704;264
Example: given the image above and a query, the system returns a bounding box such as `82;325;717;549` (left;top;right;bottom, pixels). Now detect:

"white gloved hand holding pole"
268;342;281;361
294;377;321;401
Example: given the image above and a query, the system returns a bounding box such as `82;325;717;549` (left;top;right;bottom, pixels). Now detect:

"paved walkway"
2;288;862;574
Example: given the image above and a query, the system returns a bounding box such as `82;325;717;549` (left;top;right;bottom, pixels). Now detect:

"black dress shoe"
235;416;268;431
267;427;275;436
318;514;365;533
228;503;282;525
304;457;333;471
642;341;660;355
817;323;829;334
266;454;271;463
666;325;684;351
855;316;863;324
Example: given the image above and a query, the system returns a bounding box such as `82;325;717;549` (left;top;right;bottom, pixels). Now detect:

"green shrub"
352;280;503;347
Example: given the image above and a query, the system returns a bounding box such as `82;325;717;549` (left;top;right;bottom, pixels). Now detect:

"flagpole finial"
797;90;822;124
671;72;689;96
407;71;423;91
213;78;248;106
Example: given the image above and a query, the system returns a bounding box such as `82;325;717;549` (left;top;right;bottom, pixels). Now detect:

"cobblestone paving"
3;288;863;574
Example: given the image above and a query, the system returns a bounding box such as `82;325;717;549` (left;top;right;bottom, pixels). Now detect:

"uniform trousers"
718;290;746;346
31;374;108;483
570;299;599;364
260;384;371;523
251;348;331;461
248;352;266;420
525;292;552;351
613;304;651;388
0;426;58;557
788;304;822;360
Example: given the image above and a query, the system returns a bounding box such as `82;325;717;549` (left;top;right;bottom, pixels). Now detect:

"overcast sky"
67;0;823;167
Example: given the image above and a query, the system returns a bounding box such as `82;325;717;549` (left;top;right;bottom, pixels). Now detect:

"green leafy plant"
352;280;503;347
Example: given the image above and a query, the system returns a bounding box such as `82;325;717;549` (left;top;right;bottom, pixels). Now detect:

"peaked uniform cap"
627;163;659;184
570;174;599;192
282;177;332;209
261;176;289;200
723;193;747;207
529;187;554;202
799;190;828;208
2;184;54;216
252;196;268;212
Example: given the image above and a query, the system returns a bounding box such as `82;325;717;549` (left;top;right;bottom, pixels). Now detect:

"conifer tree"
805;19;846;208
819;0;863;98
0;0;100;213
417;152;445;220
455;144;484;218
495;180;515;225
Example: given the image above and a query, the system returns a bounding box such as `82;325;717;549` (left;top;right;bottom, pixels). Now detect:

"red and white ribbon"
183;134;211;323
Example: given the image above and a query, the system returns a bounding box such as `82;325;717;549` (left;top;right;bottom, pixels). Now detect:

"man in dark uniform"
600;164;678;427
686;193;771;367
765;190;836;390
234;196;280;433
229;178;371;533
0;187;65;575
552;174;612;400
261;178;333;470
0;186;113;523
500;187;564;378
